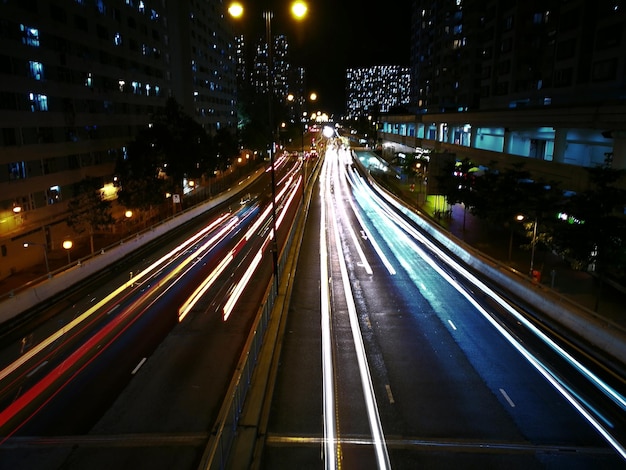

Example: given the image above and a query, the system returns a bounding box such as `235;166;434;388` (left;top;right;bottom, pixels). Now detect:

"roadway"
259;144;625;468
0;153;305;469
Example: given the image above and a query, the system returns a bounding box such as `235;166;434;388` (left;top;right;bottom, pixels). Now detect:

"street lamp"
23;241;50;278
229;1;308;294
516;214;538;278
62;239;73;263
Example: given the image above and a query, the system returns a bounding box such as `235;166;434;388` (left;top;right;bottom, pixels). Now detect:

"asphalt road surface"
261;145;624;469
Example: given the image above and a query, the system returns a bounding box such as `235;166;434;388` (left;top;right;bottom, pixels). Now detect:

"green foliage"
550;166;626;278
116;176;166;212
435;157;475;207
399;152;429;180
66;177;114;252
435;158;626;279
149;98;214;189
213;128;239;171
116;97;238;208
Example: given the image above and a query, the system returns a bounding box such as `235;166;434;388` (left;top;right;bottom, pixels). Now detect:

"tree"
470;162;530;226
148;97;214;191
66;177;114;253
550;166;626;284
117;97;230;210
115;130;167;216
213;127;239;172
435;157;475;208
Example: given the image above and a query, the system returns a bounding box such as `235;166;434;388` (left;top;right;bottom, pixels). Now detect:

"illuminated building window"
29;93;48;112
29;61;44;80
8;162;27;180
20;25;40;47
47;185;61;205
114;32;122;46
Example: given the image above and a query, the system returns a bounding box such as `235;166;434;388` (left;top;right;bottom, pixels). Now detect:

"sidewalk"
0;231;124;302
0;165;262;304
414;190;626;331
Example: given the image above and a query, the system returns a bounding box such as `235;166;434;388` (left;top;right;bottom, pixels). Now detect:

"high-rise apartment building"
380;0;626;176
411;0;626;112
168;0;237;132
0;0;237;280
247;32;298;100
346;66;412;118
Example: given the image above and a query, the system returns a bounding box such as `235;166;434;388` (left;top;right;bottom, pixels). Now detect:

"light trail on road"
346;150;626;461
319;153;337;470
319;147;391;469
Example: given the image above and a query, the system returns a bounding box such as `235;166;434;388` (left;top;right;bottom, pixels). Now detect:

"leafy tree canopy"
66;177;114;253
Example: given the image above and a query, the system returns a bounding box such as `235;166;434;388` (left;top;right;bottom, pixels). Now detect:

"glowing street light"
517;214;538;278
228;1;308;294
291;1;308;19
227;2;243;18
63;239;73;263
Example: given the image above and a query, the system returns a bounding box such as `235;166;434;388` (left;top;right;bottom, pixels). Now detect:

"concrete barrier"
356;151;626;368
0;170;264;324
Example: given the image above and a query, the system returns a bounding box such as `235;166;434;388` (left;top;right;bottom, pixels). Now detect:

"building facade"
346;65;412;118
0;0;237;281
379;0;626;190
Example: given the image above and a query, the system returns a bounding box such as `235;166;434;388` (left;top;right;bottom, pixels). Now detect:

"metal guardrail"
198;195;300;470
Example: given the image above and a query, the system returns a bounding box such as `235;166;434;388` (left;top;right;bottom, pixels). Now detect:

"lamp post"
229;1;308;294
62;239;73;263
516;214;538;278
529;216;538;278
23;241;50;278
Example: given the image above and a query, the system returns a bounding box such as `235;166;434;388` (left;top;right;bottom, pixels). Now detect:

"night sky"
238;1;414;116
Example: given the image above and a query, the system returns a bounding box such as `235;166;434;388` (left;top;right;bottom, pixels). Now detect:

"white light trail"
319;154;338;469
178;253;234;322
327;153;391;469
345;165;396;275
360;173;626;459
374;182;626;412
223;247;263;321
276;176;302;230
0;213;235;383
